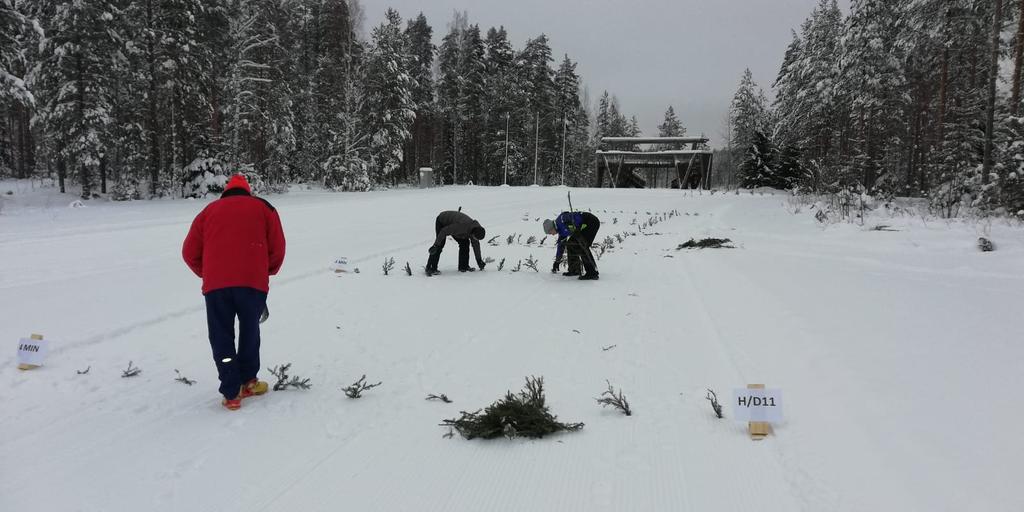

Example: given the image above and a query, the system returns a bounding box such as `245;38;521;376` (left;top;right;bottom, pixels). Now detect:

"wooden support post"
18;333;43;371
748;383;771;440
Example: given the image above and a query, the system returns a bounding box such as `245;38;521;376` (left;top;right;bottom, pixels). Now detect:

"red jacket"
182;189;286;294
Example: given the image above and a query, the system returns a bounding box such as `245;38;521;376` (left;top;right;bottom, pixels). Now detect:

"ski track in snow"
2;187;1023;511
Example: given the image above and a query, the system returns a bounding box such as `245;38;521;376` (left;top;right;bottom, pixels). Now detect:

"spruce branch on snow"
526;235;537;245
487;235;500;246
382;257;396;275
440;376;584;440
706;389;724;419
506;234;515;245
174;369;196;386
268;363;311;391
426;393;453;403
677;238;734;250
76;366;91;375
404;261;412;276
121;361;141;378
343;375;382;398
596;380;632;416
497;258;506;271
524;255;539;272
511;259;522;272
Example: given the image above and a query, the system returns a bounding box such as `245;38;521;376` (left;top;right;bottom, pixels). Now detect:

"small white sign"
17;338;50;367
731;388;784;423
330;257;351;273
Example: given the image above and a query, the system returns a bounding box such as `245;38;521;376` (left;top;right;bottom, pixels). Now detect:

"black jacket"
433;210;485;263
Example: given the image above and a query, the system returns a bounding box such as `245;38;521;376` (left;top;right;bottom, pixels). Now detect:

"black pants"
426;218;471;271
567;214;600;275
205;287;267;399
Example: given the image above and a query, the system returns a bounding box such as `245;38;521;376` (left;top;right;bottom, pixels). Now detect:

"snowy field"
1;184;1023;512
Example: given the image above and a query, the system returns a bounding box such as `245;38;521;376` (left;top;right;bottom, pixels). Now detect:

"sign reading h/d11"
731;388;783;423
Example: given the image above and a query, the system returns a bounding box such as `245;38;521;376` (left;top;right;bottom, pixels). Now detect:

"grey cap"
542;219;556;234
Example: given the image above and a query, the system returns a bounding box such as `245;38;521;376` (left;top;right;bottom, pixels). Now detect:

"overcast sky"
365;0;849;148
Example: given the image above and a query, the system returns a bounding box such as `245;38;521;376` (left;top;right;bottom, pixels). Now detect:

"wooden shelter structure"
596;136;714;189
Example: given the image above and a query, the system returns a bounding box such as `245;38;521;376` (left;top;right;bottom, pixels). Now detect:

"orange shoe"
239;379;268;399
222;397;241;410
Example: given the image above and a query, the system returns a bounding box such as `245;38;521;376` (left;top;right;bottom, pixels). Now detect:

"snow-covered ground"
1;184;1023;511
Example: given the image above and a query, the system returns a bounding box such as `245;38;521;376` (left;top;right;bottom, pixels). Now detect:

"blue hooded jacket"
553;211;587;262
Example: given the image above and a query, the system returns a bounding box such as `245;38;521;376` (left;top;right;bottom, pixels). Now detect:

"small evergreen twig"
601;344;617;352
174;369;196;386
382;257;395;275
511;259;522;272
539;236;547;246
506;234;515;245
706;389;724;419
121;361;141;378
404;262;412;276
426;393;453;403
524;255;539;272
268;363;312;391
526;235;537;245
343;374;382;398
487;235;500;246
596;380;631;416
76;366;91;375
497;258;506;271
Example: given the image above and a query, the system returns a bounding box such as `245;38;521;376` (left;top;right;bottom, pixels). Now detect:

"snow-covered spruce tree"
773;0;845;191
552;54;585;185
363;8;415;185
402;13;435;182
317;0;370;190
657;106;685;151
738;131;780;189
730;69;769;156
456;25;487;185
33;0;121;199
482;26;524;185
836;0;909;194
515;34;557;185
435;13;467;185
1;1;39;180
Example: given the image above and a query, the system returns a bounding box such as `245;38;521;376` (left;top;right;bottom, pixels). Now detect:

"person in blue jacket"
543;211;600;280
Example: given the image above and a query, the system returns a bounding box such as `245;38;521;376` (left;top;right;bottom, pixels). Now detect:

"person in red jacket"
182;174;286;410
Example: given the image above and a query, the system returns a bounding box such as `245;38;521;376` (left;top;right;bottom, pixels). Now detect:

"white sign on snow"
731;388;783;423
330;257;351;273
17;337;50;367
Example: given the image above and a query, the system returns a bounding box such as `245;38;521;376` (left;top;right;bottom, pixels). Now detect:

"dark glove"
428;245;440;256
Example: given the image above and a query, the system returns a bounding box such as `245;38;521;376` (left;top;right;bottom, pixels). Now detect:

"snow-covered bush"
322;154;370;192
181;158;228;198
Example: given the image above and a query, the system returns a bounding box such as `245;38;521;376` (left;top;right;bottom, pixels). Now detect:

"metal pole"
533;112;539;185
560;113;567;186
503;113;509;185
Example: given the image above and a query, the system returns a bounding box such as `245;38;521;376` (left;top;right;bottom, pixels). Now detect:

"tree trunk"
983;0;1004;183
57;158;66;193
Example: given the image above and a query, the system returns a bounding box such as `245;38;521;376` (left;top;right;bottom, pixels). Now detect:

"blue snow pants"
204;287;268;399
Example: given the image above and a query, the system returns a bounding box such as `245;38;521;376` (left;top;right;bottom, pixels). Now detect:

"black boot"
562;270;581;277
578;272;599;281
